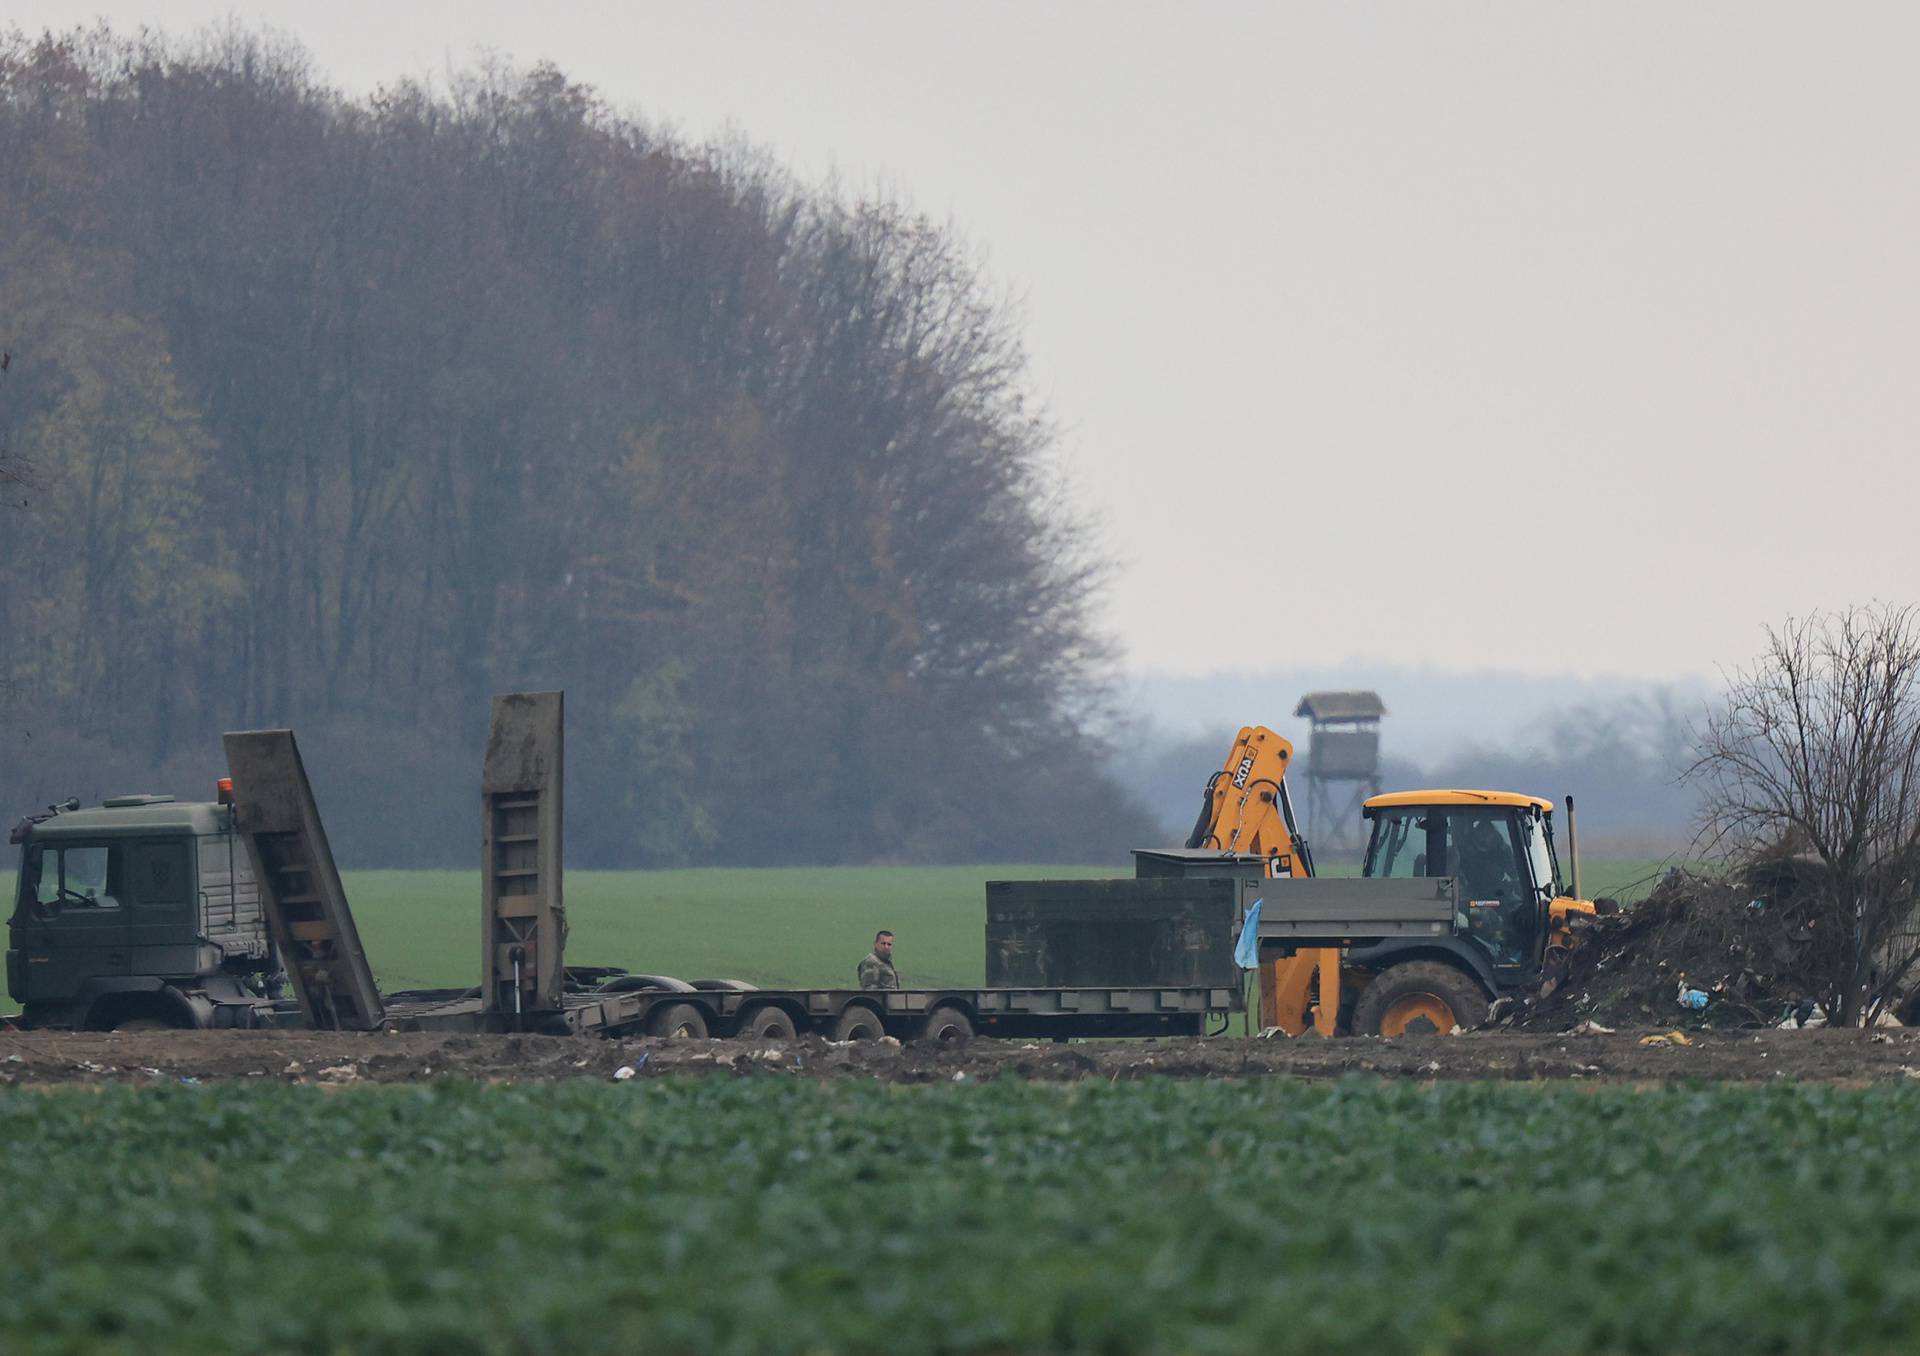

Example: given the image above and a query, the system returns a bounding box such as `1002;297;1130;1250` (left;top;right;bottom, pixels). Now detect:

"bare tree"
1687;605;1920;1024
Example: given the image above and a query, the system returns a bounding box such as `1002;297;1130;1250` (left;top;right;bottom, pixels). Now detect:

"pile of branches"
1516;862;1859;1030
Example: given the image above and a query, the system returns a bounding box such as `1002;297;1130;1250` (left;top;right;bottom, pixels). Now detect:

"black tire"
1352;961;1490;1038
692;979;758;992
830;1004;885;1042
601;974;696;994
738;1005;798;1042
647;1002;710;1039
110;1016;173;1032
917;1005;974;1043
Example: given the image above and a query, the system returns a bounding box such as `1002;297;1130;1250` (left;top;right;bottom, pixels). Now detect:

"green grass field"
0;859;1677;998
1;1077;1916;1354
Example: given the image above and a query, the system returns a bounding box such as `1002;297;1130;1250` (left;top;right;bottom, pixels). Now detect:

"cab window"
27;843;123;910
1365;810;1434;878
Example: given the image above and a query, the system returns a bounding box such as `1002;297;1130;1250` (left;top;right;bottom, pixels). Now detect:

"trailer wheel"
738;1005;798;1042
647;1003;710;1039
830;1005;885;1041
1352;961;1489;1038
917;1006;974;1043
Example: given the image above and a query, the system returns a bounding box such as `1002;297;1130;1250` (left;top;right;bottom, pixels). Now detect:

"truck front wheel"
1352;962;1489;1038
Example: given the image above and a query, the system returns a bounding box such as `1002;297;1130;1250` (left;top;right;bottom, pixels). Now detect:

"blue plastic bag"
1234;898;1263;970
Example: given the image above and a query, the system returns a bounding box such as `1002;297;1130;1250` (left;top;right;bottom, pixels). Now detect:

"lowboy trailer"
7;692;1245;1041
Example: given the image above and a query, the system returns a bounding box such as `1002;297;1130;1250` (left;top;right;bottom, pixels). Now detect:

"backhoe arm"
1184;725;1314;878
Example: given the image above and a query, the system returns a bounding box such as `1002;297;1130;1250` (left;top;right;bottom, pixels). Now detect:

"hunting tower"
1294;690;1386;861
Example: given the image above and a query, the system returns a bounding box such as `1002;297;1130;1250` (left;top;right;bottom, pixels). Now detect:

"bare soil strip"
2;1027;1916;1086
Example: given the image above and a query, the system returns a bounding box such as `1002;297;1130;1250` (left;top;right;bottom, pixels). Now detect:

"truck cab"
7;794;279;1029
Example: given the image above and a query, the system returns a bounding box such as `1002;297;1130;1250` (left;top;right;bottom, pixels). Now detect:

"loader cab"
1362;791;1563;972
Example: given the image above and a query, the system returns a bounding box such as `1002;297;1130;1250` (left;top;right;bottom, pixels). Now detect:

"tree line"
0;26;1157;866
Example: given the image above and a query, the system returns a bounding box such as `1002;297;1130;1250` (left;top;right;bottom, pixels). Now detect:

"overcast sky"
26;2;1920;682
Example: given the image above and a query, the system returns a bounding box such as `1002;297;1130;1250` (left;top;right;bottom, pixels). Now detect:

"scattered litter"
1418;1060;1441;1074
612;1065;637;1081
138;1067;163;1077
1778;1001;1827;1030
175;1076;199;1085
1570;1020;1616;1036
1677;984;1711;1012
1638;1031;1694;1048
283;1060;304;1074
314;1064;360;1083
2;1054;21;1064
878;1036;902;1049
951;1071;966;1082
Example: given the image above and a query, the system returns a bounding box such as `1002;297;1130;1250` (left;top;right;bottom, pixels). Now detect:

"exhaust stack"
1564;795;1582;901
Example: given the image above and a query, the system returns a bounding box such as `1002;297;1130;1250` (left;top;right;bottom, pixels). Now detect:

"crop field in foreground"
1;1077;1916;1355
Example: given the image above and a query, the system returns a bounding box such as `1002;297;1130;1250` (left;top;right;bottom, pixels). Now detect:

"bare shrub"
1686;605;1920;1025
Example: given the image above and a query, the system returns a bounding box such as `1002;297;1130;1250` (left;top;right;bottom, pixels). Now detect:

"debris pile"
1518;863;1851;1031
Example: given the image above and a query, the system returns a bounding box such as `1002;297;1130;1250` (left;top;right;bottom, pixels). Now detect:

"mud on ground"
3;1027;1920;1087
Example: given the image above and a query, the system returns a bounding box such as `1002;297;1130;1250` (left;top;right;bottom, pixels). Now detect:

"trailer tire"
693;979;757;992
737;1005;798;1042
830;1004;885;1041
917;1006;974;1043
648;1003;710;1039
111;1017;173;1032
1352;961;1489;1038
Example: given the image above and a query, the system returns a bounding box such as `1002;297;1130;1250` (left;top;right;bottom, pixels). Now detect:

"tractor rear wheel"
1352;962;1489;1038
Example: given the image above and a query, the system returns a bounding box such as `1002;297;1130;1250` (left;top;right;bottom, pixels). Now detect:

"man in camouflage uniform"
857;930;898;990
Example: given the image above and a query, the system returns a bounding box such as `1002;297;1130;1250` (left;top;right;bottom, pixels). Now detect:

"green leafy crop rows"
3;1077;1916;1355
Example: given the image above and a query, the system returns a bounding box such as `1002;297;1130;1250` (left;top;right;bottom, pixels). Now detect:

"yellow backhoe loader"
1187;726;1598;1037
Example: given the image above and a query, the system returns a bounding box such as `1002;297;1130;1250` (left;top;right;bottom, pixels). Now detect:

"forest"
0;26;1158;866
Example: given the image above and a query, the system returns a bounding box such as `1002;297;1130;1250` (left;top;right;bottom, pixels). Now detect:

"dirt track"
3;1027;1919;1086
